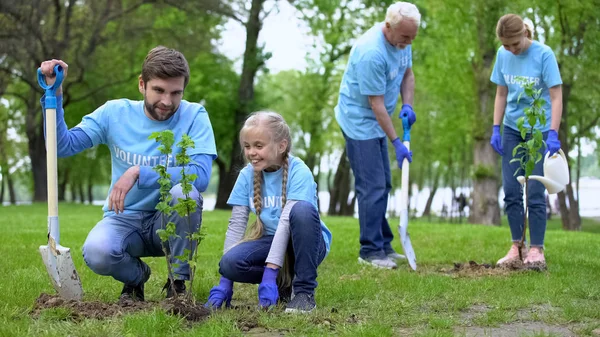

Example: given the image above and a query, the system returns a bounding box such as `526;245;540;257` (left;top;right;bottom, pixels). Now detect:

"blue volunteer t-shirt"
76;99;217;216
490;40;562;132
227;155;332;254
335;22;412;140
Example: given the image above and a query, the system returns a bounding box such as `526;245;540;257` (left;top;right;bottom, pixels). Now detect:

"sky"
216;1;314;73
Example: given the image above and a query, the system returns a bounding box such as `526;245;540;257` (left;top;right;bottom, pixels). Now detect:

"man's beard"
144;99;176;121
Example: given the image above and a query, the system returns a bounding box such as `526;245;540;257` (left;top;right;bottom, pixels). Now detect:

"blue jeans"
219;201;327;295
343;133;394;259
82;184;203;286
502;127;548;247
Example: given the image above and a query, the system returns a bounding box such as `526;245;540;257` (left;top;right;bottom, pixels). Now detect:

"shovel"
398;113;417;271
37;65;84;300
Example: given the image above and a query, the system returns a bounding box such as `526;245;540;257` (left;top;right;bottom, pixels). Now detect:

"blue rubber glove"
546;130;561;156
490;125;503;156
398;104;417;126
205;276;233;309
258;267;279;309
392;137;412;169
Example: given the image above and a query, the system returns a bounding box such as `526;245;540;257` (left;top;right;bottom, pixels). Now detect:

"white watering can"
517;149;570;194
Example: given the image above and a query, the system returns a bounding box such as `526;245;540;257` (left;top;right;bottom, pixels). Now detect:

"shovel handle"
401;113;412;142
37;65;64;109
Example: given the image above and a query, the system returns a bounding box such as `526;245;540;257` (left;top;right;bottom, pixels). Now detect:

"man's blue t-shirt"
490;40;562;132
75;99;217;215
227;155;332;253
335;22;412;140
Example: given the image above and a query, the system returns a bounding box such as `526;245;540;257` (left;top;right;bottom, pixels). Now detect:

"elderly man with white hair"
334;2;421;269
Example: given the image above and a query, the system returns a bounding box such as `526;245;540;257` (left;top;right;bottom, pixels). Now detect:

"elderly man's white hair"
385;2;421;27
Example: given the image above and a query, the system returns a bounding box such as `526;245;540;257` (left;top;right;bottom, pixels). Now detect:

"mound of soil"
441;260;514;277
32;293;210;322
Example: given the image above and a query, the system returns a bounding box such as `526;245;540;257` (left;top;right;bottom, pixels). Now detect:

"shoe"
285;293;316;313
496;244;527;266
163;278;187;298
523;247;546;270
120;261;151;302
358;256;398;269
385;250;406;260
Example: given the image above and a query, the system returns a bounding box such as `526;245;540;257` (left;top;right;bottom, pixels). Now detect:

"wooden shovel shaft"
46;108;58;218
400;141;410;211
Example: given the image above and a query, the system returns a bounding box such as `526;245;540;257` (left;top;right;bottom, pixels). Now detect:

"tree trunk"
26;89;48;202
215;0;265;209
422;167;441;218
58;167;69;202
558;83;581;230
78;183;85;204
328;148;354;216
87;181;94;204
70;183;78;202
0;175;4;204
469;12;501;226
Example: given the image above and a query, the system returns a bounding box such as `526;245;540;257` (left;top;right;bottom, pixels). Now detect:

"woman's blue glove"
546;130;561;156
398;104;417;126
205;276;233;309
258;267;279;309
490;125;503;156
392;137;412;169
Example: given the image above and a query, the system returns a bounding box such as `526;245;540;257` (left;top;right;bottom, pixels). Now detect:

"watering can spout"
526;175;566;194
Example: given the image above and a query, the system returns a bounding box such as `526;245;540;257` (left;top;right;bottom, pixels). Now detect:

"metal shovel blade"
399;210;417;271
39;238;83;301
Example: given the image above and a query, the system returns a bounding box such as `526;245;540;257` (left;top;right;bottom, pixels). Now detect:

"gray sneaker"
285;293;316;313
386;251;406;260
358;256;398;269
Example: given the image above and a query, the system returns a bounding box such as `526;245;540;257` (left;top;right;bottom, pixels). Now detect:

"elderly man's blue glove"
490;125;503;156
392;138;412;169
546;130;561;156
205;276;233;309
258;267;279;309
398;104;417;126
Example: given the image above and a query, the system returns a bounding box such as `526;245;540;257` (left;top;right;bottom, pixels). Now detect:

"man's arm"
369;95;399;141
400;68;415;106
41;95;94;157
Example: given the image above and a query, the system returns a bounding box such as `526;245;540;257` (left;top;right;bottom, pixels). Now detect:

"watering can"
516;149;570;194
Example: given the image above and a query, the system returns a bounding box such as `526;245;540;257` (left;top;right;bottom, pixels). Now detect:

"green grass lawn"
1;203;599;336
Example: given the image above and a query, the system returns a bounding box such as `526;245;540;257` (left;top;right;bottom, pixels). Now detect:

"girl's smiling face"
242;127;288;172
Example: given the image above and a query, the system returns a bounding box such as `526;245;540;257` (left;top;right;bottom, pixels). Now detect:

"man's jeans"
219;201;326;295
502;127;549;247
82;184;203;286
343;133;395;259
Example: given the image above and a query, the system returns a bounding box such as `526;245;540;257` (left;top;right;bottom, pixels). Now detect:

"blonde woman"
490;14;563;269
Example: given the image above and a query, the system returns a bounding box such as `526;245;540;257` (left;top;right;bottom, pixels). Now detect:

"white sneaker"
358;256;398;269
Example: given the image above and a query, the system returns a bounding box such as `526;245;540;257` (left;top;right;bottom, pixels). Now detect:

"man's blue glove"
392;137;412;169
546;130;561;156
399;104;417;126
258;267;279;309
205;276;233;309
490;125;504;156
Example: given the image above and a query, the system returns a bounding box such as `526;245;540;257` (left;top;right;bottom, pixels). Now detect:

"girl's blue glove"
490;125;503;156
546;130;561;156
258;267;279;308
205;276;233;309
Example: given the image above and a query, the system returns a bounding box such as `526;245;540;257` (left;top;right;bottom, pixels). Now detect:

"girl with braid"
205;111;332;313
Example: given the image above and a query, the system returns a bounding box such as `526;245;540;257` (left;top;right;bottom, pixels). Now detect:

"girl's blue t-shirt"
227;155;332;253
490;40;562;132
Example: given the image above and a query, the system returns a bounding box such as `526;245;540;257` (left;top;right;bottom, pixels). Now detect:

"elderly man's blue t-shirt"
335;22;412;140
227;155;332;253
75;99;217;215
491;40;562;132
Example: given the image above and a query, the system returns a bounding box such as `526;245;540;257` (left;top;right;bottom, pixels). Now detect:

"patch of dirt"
440;260;546;277
455;321;575;337
32;293;210;322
